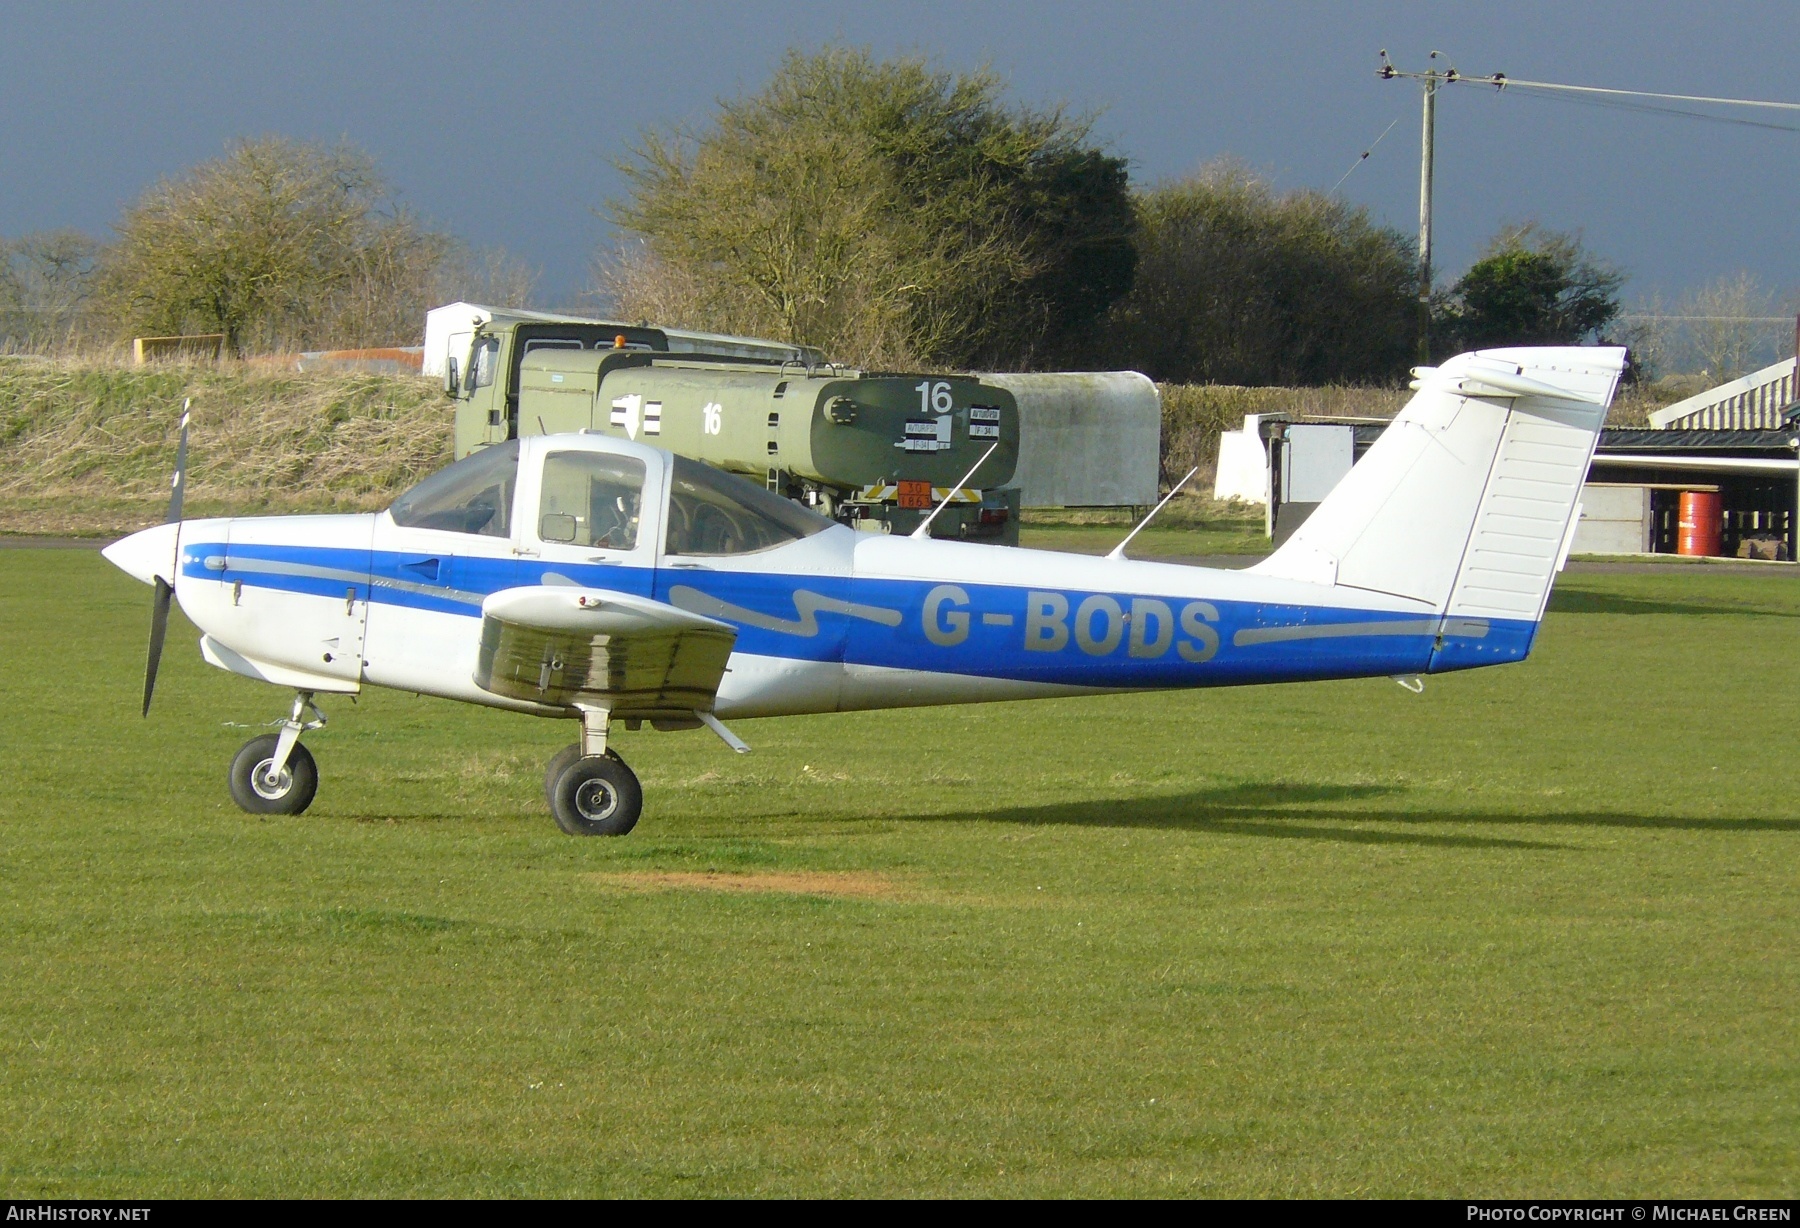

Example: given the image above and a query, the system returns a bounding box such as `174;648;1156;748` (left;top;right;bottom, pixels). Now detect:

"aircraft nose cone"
101;522;180;587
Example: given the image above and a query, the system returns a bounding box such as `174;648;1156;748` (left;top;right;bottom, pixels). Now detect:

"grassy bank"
0;550;1794;1195
0;358;449;536
0;357;1690;538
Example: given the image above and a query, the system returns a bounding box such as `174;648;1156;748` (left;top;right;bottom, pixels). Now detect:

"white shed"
984;371;1161;508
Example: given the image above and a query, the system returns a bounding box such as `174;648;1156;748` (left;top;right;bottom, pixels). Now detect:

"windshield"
389;440;519;537
665;456;832;555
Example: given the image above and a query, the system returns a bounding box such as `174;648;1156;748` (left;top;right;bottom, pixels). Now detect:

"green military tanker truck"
443;313;1022;543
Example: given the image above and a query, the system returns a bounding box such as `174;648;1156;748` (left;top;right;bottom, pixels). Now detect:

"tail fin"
1251;346;1625;630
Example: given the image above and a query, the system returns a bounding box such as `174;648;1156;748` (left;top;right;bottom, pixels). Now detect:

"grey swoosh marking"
371;575;483;606
668;585;902;637
1439;618;1492;638
221;556;366;585
221;556;481;606
1233;617;1489;647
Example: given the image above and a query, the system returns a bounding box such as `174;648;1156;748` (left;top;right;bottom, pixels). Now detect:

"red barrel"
1677;490;1723;557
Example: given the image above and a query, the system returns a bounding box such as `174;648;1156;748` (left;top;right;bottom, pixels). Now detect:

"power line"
1465;75;1800;114
1473;81;1800;135
1378;51;1800;361
1379;54;1800;134
1330;115;1402;194
1619;315;1795;324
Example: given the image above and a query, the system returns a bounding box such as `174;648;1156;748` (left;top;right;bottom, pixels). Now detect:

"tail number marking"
924;585;971;646
992;590;1218;662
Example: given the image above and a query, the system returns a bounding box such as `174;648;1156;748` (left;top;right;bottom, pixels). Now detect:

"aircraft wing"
473;585;737;718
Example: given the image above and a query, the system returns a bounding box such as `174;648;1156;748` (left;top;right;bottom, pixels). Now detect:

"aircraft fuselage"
140;512;1522;722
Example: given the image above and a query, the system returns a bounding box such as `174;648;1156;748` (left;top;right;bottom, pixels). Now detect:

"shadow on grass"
317;783;1800;855
1547;588;1800;618
909;780;1800;850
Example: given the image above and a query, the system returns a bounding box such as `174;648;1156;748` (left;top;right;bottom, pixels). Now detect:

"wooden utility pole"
1417;68;1439;364
1381;51;1451;365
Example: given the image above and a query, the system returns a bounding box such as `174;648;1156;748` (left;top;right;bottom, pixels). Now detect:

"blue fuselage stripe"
182;542;1535;687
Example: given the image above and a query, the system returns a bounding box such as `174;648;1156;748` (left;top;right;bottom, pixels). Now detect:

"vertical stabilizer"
1250;347;1626;626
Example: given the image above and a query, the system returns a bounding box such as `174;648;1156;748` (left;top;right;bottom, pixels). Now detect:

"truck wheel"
550;754;642;836
228;735;318;816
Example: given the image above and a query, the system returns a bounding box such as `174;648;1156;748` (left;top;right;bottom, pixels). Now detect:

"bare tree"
99;137;449;353
593;240;700;328
1613;290;1673;383
436;245;540;310
1684;272;1782;382
0;230;102;351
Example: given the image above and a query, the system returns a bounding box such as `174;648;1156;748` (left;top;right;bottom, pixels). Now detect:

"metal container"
1677;489;1723;556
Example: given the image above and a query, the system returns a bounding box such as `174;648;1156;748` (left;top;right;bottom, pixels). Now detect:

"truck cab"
451;321;668;454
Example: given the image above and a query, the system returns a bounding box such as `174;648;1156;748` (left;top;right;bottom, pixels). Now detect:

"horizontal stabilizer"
1409;360;1607;404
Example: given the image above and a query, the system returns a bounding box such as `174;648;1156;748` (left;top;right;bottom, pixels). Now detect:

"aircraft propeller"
142;399;190;716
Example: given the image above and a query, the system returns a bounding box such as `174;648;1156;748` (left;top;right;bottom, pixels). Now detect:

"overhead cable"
1472;75;1800;113
1331;116;1403;194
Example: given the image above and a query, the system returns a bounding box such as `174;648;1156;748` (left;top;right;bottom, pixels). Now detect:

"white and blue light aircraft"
103;346;1624;835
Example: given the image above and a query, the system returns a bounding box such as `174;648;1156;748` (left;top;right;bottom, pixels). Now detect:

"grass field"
1019;498;1268;558
1;548;1796;1197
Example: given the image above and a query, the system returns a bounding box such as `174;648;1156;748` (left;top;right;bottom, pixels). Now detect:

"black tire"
544;743;625;808
544;744;582;808
549;754;642;836
228;734;319;816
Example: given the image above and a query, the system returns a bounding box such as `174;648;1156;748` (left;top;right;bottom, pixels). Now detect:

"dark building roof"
1598;428;1798;456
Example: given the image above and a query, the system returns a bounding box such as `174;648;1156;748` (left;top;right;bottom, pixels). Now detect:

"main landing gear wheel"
549;753;642;836
228;734;319;816
544;744;582;808
543;744;624;809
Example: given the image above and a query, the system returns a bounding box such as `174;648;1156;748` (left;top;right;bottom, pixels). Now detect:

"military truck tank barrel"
443;311;1023;544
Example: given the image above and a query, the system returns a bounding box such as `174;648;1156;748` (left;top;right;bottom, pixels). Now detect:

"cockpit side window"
538;451;646;550
664;455;832;556
390;440;519;537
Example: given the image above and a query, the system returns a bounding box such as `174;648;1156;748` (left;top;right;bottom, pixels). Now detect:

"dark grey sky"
3;1;1794;307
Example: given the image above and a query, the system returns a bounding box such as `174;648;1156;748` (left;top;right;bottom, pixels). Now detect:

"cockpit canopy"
388;438;833;557
390;439;518;537
664;455;828;555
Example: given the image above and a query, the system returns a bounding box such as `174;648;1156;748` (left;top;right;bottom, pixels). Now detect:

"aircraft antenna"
910;441;999;541
1106;466;1199;561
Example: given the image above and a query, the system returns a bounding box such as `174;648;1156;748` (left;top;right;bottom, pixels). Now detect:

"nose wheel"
229;735;319;814
228;691;325;816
